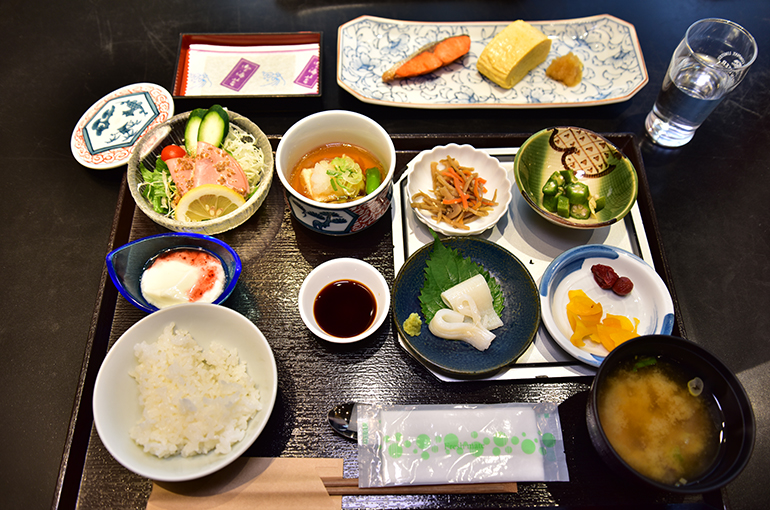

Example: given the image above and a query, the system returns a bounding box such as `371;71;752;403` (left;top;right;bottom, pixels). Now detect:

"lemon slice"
175;184;246;222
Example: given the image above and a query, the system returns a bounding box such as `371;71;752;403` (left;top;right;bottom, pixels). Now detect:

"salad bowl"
126;109;273;235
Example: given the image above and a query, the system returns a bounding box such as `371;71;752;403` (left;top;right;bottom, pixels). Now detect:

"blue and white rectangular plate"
337;14;648;109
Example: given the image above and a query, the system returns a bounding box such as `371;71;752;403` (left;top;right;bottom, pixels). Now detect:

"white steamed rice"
128;323;262;458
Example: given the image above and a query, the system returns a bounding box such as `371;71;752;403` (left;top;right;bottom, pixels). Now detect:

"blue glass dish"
106;233;241;313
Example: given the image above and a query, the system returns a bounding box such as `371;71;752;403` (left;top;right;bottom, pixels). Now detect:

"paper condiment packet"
183;43;320;96
357;403;568;487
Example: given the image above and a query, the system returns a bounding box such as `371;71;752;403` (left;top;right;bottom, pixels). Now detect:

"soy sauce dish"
298;258;390;343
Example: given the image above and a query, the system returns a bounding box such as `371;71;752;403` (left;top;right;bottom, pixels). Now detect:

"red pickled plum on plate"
612;276;634;296
591;264;619;289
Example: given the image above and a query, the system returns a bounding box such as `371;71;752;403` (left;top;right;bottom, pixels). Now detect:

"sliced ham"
166;141;250;199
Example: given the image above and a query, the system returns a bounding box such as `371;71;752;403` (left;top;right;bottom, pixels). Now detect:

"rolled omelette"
477;20;552;89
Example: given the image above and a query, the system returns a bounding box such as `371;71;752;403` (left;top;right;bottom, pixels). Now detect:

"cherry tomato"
160;145;186;161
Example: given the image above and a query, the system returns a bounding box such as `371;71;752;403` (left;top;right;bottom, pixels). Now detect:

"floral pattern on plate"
337;14;648;109
71;83;174;169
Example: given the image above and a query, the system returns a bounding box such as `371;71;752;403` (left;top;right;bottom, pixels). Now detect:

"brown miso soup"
314;279;376;338
598;356;722;486
289;143;384;203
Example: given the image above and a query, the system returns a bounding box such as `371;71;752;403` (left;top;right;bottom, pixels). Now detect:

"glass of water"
645;18;757;148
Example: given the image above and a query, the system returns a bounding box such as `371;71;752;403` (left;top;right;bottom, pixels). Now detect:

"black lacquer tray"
54;134;727;510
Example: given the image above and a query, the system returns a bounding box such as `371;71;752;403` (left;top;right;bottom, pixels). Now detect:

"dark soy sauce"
314;279;376;338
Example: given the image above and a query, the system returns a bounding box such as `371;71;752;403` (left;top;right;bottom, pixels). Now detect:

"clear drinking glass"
645;18;757;148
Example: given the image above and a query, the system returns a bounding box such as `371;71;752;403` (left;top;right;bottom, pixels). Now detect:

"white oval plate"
539;244;675;367
405;144;512;236
92;303;277;481
337;14;648;109
71;83;174;169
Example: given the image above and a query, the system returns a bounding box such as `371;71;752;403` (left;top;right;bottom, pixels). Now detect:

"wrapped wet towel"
357;403;568;487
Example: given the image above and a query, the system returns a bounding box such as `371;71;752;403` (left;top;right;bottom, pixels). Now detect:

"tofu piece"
477;20;552;89
300;160;338;202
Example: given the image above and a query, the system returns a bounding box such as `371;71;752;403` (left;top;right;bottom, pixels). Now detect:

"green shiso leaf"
418;231;504;323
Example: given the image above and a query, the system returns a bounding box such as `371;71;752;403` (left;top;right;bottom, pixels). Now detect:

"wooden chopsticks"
321;477;517;495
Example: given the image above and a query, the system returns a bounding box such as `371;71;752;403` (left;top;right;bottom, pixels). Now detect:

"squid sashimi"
382;34;471;83
428;308;496;351
440;274;503;331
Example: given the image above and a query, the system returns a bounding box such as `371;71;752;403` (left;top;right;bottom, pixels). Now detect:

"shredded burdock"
410;156;499;230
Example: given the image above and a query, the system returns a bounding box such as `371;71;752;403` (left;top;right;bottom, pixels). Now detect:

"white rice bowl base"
129;323;261;458
93;303;277;482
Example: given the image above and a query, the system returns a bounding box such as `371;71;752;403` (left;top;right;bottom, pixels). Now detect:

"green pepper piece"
542;193;558;212
570;203;590;219
557;195;570;218
550;171;565;187
542;179;559;196
594;196;606;212
365;167;382;194
566;182;590;204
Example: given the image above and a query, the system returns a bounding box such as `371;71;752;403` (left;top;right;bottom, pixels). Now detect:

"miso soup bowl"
275;110;396;235
586;335;755;494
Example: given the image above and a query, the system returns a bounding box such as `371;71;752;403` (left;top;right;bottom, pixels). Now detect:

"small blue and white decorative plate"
337;14;648;109
71;83;174;169
539;245;675;367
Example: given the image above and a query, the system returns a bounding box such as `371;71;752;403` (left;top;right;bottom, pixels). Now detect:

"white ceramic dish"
298;258;390;343
539;244;675;367
337;14;648;109
71;83;174;169
92;303;277;481
406;144;512;236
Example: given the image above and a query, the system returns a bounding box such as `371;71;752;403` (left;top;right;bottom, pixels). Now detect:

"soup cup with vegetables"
275;110;396;235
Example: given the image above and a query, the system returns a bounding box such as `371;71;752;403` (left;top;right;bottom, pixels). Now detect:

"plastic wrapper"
357;402;568;487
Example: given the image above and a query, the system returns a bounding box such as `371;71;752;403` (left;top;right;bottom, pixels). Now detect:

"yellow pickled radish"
565;290;640;350
175;184;246;222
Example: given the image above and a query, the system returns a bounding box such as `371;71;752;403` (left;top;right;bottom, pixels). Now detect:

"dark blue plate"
393;237;541;378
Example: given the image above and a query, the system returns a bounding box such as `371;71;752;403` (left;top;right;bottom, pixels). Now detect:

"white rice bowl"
93;303;277;481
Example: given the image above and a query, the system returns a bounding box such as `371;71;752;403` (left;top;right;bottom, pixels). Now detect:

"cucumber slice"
184;108;207;156
197;105;229;147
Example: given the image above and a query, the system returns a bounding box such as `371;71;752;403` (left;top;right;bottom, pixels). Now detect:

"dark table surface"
2;1;769;509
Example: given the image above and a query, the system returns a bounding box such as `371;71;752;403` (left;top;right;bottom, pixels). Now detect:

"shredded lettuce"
221;124;267;198
139;158;176;215
419;231;504;323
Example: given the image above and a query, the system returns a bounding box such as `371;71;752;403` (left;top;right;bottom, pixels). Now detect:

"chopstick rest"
357;403;568;487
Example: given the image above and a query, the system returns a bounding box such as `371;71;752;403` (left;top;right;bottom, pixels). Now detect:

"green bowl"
513;127;638;229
